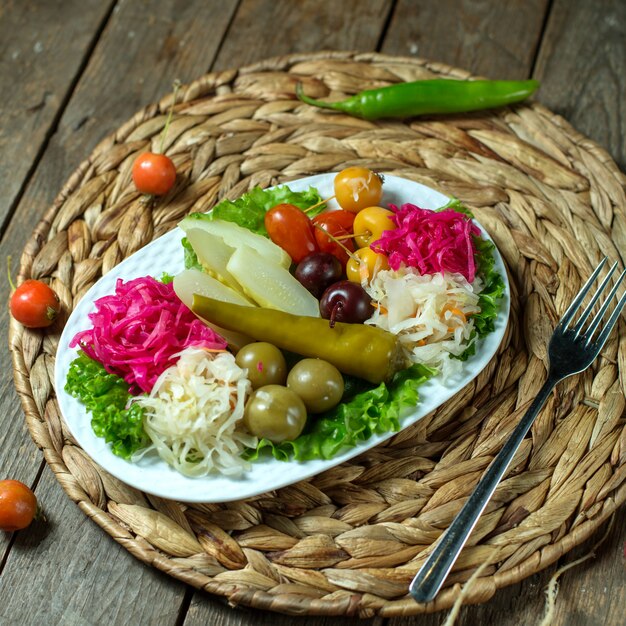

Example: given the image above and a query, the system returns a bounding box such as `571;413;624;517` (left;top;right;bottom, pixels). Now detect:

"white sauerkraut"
132;347;256;477
366;268;481;379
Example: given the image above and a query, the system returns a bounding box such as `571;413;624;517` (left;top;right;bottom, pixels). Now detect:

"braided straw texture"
9;52;626;617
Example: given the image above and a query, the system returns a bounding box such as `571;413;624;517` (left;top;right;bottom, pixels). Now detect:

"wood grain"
549;517;625;625
0;0;237;619
1;1;624;625
384;7;577;616
533;0;626;170
184;597;379;626
188;3;394;623
0;392;42;556
382;0;549;78
0;466;186;625
381;3;626;624
389;569;558;626
46;0;238;174
533;5;626;620
213;0;394;71
0;0;115;230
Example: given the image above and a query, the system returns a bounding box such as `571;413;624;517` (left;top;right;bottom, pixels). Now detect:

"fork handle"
409;375;559;603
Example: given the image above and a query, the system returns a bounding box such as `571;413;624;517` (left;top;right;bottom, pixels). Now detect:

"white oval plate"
54;174;510;503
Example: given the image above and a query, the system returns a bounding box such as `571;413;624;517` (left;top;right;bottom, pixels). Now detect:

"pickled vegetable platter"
54;173;509;502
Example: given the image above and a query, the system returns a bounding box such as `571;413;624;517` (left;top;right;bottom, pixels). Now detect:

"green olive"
287;358;344;413
235;342;287;389
243;385;307;443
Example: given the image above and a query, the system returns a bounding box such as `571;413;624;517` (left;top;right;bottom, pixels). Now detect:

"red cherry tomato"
313;214;354;267
264;204;319;263
10;279;60;328
131;152;177;195
312;209;356;232
0;480;38;532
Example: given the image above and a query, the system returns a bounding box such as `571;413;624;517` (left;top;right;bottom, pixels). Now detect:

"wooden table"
1;1;624;624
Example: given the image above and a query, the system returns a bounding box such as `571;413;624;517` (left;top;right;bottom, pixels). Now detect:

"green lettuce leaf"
436;196;474;217
182;236;202;271
454;234;506;361
65;352;148;459
244;364;436;462
185;185;326;237
472;235;506;337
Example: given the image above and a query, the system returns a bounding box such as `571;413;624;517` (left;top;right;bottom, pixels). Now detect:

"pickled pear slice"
173;269;254;308
180;216;291;268
227;246;320;317
185;228;240;291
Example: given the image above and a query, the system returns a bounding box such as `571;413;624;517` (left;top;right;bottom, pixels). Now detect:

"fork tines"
561;256;626;346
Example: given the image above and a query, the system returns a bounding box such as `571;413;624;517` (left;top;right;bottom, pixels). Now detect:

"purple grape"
320;280;374;325
295;253;343;299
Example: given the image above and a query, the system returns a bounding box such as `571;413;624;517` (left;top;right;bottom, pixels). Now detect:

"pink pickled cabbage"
70;276;226;394
371;204;480;282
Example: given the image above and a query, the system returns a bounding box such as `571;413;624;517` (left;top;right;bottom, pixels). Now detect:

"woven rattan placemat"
10;52;626;617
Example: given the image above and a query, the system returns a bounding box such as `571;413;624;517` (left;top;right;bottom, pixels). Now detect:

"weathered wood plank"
550;515;625;626
45;0;238;174
1;2;623;626
0;0;115;231
184;3;395;624
0;397;41;556
184;599;379;626
382;1;558;618
213;0;394;71
0;0;238;621
392;569;558;626
526;3;626;619
0;466;186;625
386;515;624;626
533;0;626;170
382;3;626;626
382;0;549;79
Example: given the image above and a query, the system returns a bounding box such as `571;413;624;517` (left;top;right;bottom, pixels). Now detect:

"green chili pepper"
296;79;539;120
191;296;407;384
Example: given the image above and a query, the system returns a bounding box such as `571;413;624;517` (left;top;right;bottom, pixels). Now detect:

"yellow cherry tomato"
353;206;396;248
346;247;390;284
334;167;383;213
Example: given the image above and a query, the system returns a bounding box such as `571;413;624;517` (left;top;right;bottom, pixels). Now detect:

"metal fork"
410;256;626;603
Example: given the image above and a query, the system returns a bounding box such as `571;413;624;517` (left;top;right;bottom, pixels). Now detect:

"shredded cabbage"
366;268;481;379
70;276;227;394
132;347;256;477
371;203;480;282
